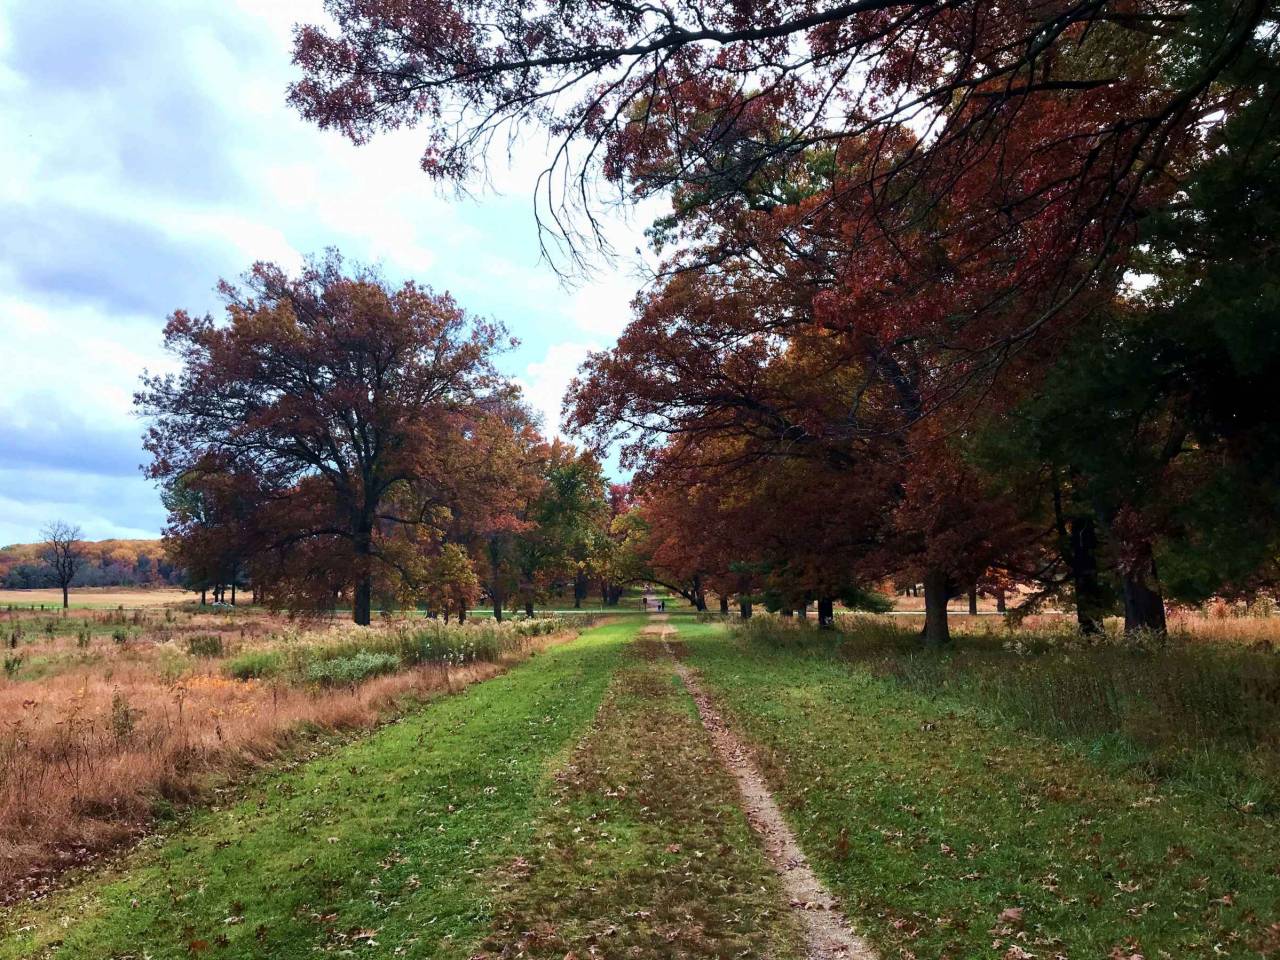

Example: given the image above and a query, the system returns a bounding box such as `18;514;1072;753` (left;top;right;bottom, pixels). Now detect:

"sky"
0;0;654;547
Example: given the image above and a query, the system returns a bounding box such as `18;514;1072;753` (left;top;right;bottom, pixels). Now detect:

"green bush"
186;634;224;658
306;651;401;687
225;649;283;680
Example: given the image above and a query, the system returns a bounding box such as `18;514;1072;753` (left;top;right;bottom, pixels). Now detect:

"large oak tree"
137;253;508;625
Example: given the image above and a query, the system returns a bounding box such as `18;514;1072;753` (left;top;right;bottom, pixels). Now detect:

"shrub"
76;629;91;649
110;690;137;741
111;628;129;645
225;649;283;681
3;655;22;679
186;634;225;658
306;651;401;687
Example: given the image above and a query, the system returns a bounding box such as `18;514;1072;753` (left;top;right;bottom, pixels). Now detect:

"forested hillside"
0;539;178;588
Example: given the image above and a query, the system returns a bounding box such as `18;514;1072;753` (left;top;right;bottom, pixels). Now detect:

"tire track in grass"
648;617;878;960
477;630;808;960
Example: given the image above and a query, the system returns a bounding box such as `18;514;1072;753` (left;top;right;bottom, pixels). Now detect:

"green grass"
0;619;635;959
677;619;1280;959
477;634;804;959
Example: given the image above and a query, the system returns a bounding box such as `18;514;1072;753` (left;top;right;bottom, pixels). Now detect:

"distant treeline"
0;539;180;589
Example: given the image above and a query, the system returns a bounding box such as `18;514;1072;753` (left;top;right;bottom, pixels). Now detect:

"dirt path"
640;617;878;960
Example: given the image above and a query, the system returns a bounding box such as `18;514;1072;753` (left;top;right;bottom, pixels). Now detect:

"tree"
137;253;508;625
41;521;83;609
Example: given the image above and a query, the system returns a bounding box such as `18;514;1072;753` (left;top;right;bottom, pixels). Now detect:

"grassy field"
4;604;1279;958
679;615;1280;959
0;587;190;609
0;619;632;959
0;602;588;897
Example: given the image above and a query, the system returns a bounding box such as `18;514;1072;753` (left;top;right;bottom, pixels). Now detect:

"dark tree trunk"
353;580;372;625
996;588;1006;613
1069;516;1107;635
818;596;835;628
798;603;809;620
781;607;794;617
967;585;978;616
719;595;730;615
739;599;753;619
922;568;952;648
200;588;206;605
574;570;587;609
525;598;535;618
230;582;236;606
62;585;69;609
1123;550;1167;634
492;594;504;622
459;605;467;624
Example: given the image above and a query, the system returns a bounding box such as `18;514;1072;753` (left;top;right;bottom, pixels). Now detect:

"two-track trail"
639;614;878;960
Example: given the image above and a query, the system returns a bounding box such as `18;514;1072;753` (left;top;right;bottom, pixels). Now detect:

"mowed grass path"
0;620;633;959
678;619;1280;959
477;635;805;959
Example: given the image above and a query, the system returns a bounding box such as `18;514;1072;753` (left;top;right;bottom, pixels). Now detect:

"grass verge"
0;620;632;959
679;618;1280;959
475;634;805;959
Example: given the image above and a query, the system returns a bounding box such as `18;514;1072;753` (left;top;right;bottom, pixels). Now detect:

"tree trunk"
493;594;504;623
573;570;587;609
230;582;236;606
967;585;978;616
719;595;730;615
459;605;467;624
818;596;834;628
524;598;535;618
781;607;794;618
1069;516;1106;635
996;588;1006;613
922;568;952;648
61;584;69;609
353;579;372;625
798;603;809;620
200;588;206;606
1123;549;1167;634
739;599;753;619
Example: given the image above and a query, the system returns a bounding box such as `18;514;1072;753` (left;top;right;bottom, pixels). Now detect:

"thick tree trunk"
1069;516;1107;635
353;579;372;626
1123;550;1167;634
200;588;206;606
798;603;809;620
230;582;236;606
61;584;69;609
818;596;834;628
719;595;730;615
459;605;467;624
574;570;587;609
524;598;535;617
922;568;952;648
967;585;978;616
996;588;1006;613
780;607;794;618
739;599;753;619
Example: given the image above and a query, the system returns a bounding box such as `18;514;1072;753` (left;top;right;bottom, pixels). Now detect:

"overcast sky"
0;0;651;546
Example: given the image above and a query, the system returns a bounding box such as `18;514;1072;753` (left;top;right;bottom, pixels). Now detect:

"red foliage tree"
137;253;509;625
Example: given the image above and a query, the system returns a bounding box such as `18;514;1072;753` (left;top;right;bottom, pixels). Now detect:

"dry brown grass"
0;606;579;901
0;587;191;608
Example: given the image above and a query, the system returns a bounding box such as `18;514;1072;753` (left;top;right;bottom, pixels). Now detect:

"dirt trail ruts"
644;617;878;960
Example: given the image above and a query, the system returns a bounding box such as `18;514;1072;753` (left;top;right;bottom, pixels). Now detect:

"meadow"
0;599;587;900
